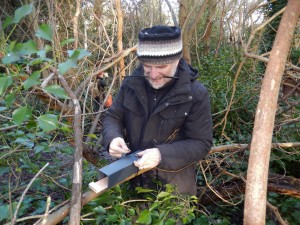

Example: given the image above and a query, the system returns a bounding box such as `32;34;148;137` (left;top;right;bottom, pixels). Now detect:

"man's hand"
134;148;161;170
109;137;130;158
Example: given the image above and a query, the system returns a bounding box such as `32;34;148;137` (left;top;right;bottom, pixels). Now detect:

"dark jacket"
102;59;213;195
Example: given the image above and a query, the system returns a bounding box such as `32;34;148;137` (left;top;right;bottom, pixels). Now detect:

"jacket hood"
178;58;200;81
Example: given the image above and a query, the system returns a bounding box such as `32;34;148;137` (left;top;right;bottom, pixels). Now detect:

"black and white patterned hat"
137;25;183;64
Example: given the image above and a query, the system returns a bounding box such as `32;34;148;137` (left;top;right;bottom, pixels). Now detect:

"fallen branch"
209;142;300;154
34;168;150;225
198;173;300;206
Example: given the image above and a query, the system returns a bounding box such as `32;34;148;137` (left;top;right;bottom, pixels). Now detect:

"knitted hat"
137;25;183;64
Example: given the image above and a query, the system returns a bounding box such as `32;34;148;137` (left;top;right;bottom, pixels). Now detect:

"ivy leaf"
14;40;38;56
68;49;91;61
23;71;41;90
0;205;9;223
37;114;58;132
2;40;38;64
14;4;34;23
3;4;33;29
0;167;10;177
5;92;16;107
136;210;152;224
35;24;53;42
58;59;78;75
14;136;34;148
107;214;118;223
165;218;176;225
1;52;20;64
93;206;106;214
12;106;32;126
44;85;70;99
0;76;13;96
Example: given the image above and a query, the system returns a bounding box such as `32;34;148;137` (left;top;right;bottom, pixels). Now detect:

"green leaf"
37;114;58;132
44;85;70;99
61;38;75;47
136;210;152;224
12;106;32;126
128;208;136;216
29;58;44;65
149;201;161;211
68;49;91;60
157;191;170;199
2;4;33;29
165;218;176;225
14;4;34;23
0;76;13;96
58;59;78;75
14;137;34;148
23;71;41;90
0;167;10;176
107;214;118;222
87;133;97;139
34;142;49;154
8;40;17;51
2;40;38;64
35;24;53;41
0;205;9;223
1;52;20;64
3;16;14;29
36;44;52;59
5;92;16;107
14;40;38;56
135;187;155;193
93;206;106;214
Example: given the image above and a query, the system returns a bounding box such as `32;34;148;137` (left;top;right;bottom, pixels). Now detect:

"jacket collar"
126;58;197;97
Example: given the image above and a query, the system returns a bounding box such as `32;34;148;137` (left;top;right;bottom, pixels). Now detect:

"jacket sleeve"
102;85;126;151
157;83;213;171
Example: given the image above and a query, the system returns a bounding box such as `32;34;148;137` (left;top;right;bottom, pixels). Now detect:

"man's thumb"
119;139;129;151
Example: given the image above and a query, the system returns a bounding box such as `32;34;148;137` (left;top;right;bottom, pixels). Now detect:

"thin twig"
266;201;289;225
199;161;242;205
42;196;52;225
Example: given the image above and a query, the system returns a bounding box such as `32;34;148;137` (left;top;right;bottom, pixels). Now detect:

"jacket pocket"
158;103;192;143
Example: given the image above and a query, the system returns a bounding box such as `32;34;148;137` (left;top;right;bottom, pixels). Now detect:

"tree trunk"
203;0;216;55
179;0;209;64
115;0;125;80
244;1;300;224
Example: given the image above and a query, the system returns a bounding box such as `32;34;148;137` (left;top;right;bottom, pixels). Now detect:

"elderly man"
102;25;213;195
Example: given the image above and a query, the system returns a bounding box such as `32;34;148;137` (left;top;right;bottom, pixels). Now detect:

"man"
102;25;213;195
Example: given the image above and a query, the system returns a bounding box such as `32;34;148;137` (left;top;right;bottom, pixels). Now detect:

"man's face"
142;60;179;89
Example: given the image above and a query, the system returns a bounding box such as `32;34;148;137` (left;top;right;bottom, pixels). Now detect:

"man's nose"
149;67;159;79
